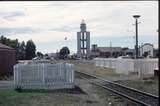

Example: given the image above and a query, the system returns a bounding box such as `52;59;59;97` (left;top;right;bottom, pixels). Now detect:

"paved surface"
0;81;13;89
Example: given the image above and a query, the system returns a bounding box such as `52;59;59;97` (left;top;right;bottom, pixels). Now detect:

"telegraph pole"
133;15;140;59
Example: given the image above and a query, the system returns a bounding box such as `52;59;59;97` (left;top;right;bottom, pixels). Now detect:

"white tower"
77;20;90;58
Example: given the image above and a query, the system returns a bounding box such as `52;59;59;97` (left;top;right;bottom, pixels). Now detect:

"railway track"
75;71;159;106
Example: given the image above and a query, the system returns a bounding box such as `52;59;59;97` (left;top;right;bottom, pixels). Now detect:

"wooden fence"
94;58;158;77
14;63;74;89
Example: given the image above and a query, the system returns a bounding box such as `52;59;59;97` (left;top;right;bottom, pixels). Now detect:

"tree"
0;36;6;44
18;41;26;60
37;51;43;58
59;46;70;59
0;36;20;60
25;40;36;60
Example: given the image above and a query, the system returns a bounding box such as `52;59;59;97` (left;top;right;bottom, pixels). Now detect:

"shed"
139;43;154;57
0;43;16;75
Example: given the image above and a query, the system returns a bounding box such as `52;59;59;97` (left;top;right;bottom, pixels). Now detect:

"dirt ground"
0;75;130;106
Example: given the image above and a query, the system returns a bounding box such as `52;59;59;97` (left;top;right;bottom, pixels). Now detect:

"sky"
0;1;158;54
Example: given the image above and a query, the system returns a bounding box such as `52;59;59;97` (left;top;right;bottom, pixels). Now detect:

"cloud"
0;1;158;53
50;26;79;32
0;11;25;22
8;30;75;44
0;27;35;35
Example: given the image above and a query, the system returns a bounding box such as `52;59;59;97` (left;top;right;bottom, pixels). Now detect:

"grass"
91;84;130;106
0;60;119;106
0;89;101;106
115;77;159;96
66;60;159;96
0;90;45;106
66;60;121;77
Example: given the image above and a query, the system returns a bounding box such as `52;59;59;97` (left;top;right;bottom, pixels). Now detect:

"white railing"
94;58;158;77
14;63;74;89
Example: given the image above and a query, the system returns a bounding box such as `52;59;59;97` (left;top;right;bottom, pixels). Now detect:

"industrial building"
91;44;122;58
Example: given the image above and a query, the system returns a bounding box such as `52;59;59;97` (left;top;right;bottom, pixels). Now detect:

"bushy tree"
0;36;38;60
0;36;20;60
18;41;26;60
0;36;19;49
59;46;70;59
25;40;36;60
37;51;43;58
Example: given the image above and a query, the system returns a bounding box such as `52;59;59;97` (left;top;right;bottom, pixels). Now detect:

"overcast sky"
0;1;158;54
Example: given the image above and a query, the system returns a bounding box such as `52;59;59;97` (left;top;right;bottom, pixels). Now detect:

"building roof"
0;43;15;50
97;47;122;52
47;53;56;57
124;49;135;53
140;43;153;48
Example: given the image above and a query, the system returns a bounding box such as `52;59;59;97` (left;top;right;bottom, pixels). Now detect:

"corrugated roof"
0;43;15;50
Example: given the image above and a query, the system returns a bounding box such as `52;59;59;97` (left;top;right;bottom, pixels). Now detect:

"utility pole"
133;15;140;59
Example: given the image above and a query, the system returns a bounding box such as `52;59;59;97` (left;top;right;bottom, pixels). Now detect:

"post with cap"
133;15;140;59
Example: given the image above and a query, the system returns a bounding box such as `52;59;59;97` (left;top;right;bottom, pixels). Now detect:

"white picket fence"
94;58;158;77
14;63;74;89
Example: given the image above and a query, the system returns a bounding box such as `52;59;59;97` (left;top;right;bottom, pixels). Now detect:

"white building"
139;43;154;57
77;20;90;58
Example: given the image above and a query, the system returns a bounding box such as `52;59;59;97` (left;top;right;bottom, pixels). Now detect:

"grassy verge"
66;60;121;77
115;77;159;96
0;90;45;106
66;60;159;96
0;89;101;106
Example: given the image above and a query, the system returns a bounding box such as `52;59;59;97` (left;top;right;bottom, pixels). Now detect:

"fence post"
72;64;74;83
14;65;16;88
42;63;45;85
19;65;21;86
14;62;75;89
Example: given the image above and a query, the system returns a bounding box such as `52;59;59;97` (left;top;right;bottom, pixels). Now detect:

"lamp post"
133;15;140;59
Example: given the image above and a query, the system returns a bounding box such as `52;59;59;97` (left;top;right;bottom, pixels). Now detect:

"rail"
75;71;159;106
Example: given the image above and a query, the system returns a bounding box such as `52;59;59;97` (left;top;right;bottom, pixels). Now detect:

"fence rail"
94;58;158;77
14;63;74;89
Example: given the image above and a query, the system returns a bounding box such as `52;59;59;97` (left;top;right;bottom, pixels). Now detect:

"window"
84;41;86;48
84;32;86;39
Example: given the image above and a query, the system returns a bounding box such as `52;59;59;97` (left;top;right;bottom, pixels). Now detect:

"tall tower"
77;20;90;58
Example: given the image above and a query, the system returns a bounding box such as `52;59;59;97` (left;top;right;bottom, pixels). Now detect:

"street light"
133;15;140;59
